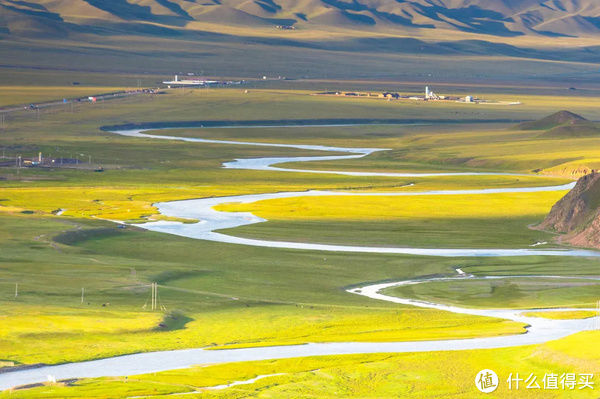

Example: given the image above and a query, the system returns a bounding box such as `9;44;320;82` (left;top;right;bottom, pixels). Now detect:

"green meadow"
385;277;600;309
215;190;566;248
0;88;599;397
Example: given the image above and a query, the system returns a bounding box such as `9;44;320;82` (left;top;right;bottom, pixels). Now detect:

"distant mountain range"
3;1;600;82
2;0;600;39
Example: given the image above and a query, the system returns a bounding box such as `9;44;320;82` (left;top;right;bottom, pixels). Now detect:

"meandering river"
1;124;598;391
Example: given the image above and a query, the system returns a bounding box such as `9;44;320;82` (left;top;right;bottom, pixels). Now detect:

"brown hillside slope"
4;0;600;38
3;1;600;83
538;172;600;249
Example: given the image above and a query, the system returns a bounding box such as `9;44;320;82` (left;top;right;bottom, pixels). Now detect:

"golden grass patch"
216;191;567;221
522;311;598;320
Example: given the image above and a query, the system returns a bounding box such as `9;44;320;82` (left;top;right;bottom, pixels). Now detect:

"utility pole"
14;283;18;298
81;287;85;304
150;282;157;311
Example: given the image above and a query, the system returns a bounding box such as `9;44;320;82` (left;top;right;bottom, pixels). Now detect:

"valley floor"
0;87;599;397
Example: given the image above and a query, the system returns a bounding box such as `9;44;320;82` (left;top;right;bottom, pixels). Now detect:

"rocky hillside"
3;0;600;38
538;172;600;249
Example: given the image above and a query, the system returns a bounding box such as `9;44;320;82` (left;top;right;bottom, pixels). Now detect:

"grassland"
0;213;538;366
214;191;568;248
217;191;566;222
0;302;524;366
1;87;600;397
275;120;600;177
2;88;588;223
521;311;598;320
3;331;599;398
385;277;600;309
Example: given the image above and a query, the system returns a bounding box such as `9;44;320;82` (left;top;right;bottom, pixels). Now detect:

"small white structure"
465;96;474;103
425;86;440;100
162;75;218;86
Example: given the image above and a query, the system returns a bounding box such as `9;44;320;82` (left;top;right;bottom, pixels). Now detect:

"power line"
148;282;166;312
148;282;159;311
152;282;156;311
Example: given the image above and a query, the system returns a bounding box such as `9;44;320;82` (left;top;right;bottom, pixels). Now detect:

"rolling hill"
517;111;600;137
3;0;600;38
2;0;600;82
517;111;589;130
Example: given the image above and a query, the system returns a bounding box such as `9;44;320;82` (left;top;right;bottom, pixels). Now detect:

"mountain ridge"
3;1;600;83
3;0;600;39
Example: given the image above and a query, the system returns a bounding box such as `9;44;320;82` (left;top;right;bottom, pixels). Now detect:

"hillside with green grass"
516;110;600;138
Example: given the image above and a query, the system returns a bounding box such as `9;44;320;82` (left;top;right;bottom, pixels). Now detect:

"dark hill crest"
517;111;588;131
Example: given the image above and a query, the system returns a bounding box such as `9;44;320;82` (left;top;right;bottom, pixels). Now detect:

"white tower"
425;86;430;99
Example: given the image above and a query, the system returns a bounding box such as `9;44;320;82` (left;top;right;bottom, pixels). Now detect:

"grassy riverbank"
214;190;566;248
4;331;599;398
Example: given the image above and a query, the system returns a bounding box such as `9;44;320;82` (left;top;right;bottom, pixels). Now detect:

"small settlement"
0;152;105;172
316;86;517;105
